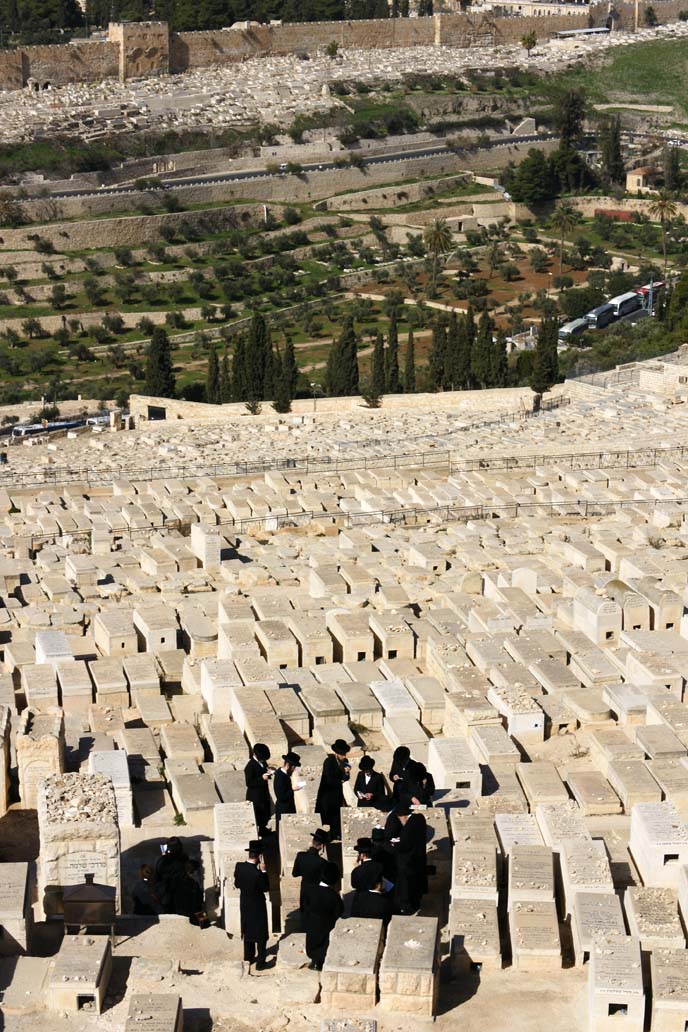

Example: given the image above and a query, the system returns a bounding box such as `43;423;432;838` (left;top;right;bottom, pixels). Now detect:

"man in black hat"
244;743;273;837
389;746;411;805
399;760;435;809
315;740;351;840
302;860;343;971
292;828;328;911
394;806;428;915
233;840;270;970
273;751;301;827
351;837;384;893
351;867;393;926
354;755;390;811
371;825;397;885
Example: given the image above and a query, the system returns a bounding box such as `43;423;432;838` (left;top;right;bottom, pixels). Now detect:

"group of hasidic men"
234;740;434;970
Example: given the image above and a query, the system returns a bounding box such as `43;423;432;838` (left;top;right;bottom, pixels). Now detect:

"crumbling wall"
18;41;119;88
108;20;169;82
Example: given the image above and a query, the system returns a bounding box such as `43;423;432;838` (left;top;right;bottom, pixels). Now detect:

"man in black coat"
394;807;428;915
399;760;436;809
354;756;390;811
388;746;411;805
371;825;397;886
244;743;273;837
302;861;343;971
233;840;270;969
315;739;351;839
351;837;384;894
273;751;301;827
292;828;328;910
351;866;393;926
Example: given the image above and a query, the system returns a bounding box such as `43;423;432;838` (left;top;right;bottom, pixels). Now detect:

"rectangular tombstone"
625;886;685;951
23;664;59;711
509;900;560;972
478;763;528;816
589;935;644;1032
35;630;74;669
37;773;120;918
48;935;112;1015
300;685;347;726
56;662;93;715
567;771;622;817
650;948;688;1032
571;891;626;966
87;750;134;827
334;682;383;731
535;801;592;854
516;762;569;807
607;760;662;812
451;844;498;904
17;709;65;809
495;814;544;855
136;694;173;729
379;916;439;1017
169;772;218;832
125;994;183;1032
634;724;686;761
200;659;242;717
321;917;383;1010
469;724;520;765
382;714;428;761
646;758;688;810
89;658;129;710
202;719;246;765
160;722;204;765
448;898;501;974
117;727;161;783
560;839;615;918
369;679;419;719
629;801;688;889
123;654;160;696
0;862;32;955
427;737;481;795
508;845;554;910
405;675;446;733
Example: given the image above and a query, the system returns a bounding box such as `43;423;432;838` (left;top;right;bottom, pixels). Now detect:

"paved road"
50;134;551;200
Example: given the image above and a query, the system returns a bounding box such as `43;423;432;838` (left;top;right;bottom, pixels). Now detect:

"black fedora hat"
354;836;373;854
359;755;375;771
311;828;329;845
283;751;301;766
253;743;270;762
246;839;263;853
331;739;350;755
371;827;386;843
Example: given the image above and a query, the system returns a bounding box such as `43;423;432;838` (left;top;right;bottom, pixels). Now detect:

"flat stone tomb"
508;844;554;910
48;935;112;1015
509;900;561;972
629;802;688;890
651;948;688;1032
560;839;614;918
571;892;626;967
625;887;685;951
495;813;544;856
535;802;591;853
0;862;31;955
379;915;439;1017
448;898;501;973
321;917;383;1010
566;771;622;817
589;935;644;1032
125;994;184;1032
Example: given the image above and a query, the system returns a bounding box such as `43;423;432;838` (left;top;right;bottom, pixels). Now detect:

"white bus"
558;318;588;343
609;291;643;319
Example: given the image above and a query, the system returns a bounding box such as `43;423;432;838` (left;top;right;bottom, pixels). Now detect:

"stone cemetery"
1;363;688;1031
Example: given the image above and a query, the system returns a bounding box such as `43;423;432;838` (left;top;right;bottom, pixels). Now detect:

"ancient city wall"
3;3;683;91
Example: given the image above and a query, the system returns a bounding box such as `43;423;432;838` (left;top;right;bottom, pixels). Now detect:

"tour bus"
12;418;86;439
585;303;616;330
558;317;588;343
12;423;45;439
609;291;643;319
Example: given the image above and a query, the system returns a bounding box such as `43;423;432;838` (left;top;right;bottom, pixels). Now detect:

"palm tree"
422;217;453;298
549;202;579;277
649;191;679;277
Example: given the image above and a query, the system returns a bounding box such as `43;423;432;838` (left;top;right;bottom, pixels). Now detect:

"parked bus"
558;318;588;343
586;303;615;330
608;291;643;319
12;424;44;438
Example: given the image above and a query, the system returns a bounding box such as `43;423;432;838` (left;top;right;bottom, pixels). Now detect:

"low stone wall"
571;195;688;220
130;386;534;423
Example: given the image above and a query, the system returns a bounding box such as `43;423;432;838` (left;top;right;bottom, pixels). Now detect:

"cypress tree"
232;336;248;401
455;314;472;390
219;345;231;402
446;312;459;390
531;313;559;394
283;336;298;396
144;326;176;399
245;311;273;400
207;346;220;404
326;316;359;397
471;310;494;389
429;319;447;391
272;347;292;413
372;331;386;397
385;311;400;393
490;330;509;388
404;328;416;393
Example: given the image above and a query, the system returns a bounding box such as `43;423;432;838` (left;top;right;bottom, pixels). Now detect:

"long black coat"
273;767;296;823
388;758;410;804
399;772;436;809
302;883;343;967
244;757;271;830
353;770;390;811
315;755;350;833
395;813;428;914
233;860;270;942
292;847;327;909
371;843;397;885
351;889;393;925
351;858;384;892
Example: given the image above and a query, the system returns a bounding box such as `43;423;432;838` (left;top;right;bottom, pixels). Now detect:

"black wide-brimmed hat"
355;836;373;854
359;755;375;771
311;828;329;845
371;827;386;843
396;805;412;817
253;743;270;762
246;839;263;853
283;751;301;766
393;746;410;763
331;739;350;755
